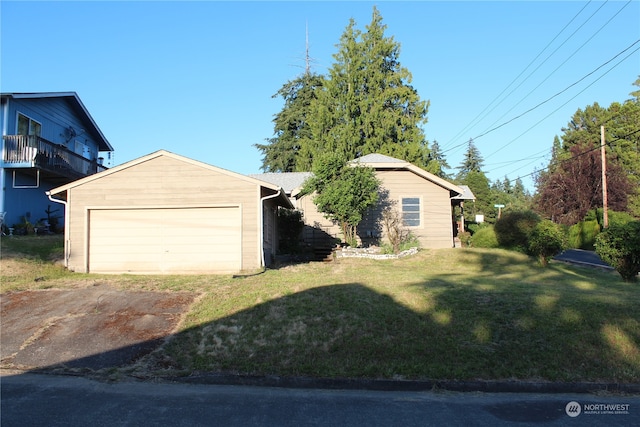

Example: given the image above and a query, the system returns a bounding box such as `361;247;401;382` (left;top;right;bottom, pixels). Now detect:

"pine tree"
306;7;430;167
456;139;484;180
255;72;324;172
425;140;450;178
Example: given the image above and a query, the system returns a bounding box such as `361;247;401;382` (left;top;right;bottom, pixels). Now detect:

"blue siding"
6;98;101;160
1;170;64;228
1;94;109;230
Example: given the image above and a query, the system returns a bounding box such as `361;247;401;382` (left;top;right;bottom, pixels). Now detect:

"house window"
17;113;41;137
401;197;421;227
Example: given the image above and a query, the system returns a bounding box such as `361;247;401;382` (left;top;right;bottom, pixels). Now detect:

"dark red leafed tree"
535;142;632;225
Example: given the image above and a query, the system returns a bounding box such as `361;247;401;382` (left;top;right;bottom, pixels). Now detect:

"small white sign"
475;214;484;223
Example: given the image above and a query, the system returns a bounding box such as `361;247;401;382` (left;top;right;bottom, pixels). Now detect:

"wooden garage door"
88;206;241;273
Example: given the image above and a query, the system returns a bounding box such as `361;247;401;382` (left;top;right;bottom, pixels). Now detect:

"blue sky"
2;1;639;192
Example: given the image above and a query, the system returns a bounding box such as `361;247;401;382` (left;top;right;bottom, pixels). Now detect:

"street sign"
494;204;505;208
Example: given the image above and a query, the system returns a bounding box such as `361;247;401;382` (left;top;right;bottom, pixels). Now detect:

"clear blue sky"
2;1;639;192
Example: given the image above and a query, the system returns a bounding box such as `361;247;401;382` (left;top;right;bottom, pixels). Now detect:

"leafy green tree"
256;73;325;172
595;221;640;282
301;153;380;247
490;176;532;215
305;7;431;168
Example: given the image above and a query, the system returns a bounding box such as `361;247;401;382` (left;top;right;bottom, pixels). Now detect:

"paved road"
553;249;612;269
2;373;638;426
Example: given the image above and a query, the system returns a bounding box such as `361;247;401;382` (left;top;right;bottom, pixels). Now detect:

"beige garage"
47;150;292;274
88;206;242;274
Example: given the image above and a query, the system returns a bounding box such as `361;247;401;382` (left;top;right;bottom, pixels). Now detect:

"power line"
441;0;596;150
481;41;640;160
506;128;640;183
478;39;640;144
477;0;632;139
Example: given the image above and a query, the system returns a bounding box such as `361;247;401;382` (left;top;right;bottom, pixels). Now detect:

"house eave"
1;92;113;152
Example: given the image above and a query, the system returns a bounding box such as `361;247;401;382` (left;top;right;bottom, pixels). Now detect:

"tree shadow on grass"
3;259;638;389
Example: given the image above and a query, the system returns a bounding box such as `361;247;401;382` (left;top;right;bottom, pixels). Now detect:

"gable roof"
253;154;465;198
452;185;476;201
352;153;406;164
249;172;312;194
47;150;293;208
351;153;464;196
1;92;113;152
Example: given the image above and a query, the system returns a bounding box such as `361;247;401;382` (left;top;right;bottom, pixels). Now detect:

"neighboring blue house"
1;92;114;231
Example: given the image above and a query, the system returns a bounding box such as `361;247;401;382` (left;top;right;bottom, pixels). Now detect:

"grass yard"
2;235;639;383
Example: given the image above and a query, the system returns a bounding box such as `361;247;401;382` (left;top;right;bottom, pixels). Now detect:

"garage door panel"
89;207;241;273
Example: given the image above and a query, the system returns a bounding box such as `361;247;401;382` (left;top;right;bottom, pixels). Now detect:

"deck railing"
3;135;107;178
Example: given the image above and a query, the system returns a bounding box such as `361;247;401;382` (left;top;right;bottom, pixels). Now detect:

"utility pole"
601;125;609;228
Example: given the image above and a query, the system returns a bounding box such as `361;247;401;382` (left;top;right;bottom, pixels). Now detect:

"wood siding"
65;155;263;273
298;169;455;249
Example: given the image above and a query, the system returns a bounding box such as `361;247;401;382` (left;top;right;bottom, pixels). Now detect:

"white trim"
16;112;42;137
400;195;423;229
12;170;40;189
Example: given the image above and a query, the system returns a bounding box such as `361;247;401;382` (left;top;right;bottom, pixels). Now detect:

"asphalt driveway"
0;285;196;372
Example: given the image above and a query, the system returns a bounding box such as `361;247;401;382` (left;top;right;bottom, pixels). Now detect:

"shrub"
567;219;600;250
528;220;567;266
494;210;540;252
277;208;305;254
457;231;472;247
471;226;499;248
607;210;636;227
595;221;640;282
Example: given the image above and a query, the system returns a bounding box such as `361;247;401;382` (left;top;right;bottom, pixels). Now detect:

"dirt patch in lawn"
1;284;197;373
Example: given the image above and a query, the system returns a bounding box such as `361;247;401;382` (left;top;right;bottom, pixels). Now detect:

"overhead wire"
441;0;595;150
482;41;640;160
501;128;640;183
477;0;632;138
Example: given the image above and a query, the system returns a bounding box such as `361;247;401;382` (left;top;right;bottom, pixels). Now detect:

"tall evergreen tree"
305;7;430;168
255;72;324;172
425;140;450;178
456;138;484;180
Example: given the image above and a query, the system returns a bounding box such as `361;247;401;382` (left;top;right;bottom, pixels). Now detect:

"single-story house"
253;153;474;250
47;150;292;274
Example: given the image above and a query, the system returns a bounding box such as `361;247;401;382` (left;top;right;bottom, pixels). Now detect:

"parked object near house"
254;154;474;250
0;92;114;229
47;150;292;274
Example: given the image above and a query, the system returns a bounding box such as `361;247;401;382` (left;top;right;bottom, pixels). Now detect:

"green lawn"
2;235;639;383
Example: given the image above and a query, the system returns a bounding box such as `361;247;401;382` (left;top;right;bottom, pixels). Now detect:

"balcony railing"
3;135;107;179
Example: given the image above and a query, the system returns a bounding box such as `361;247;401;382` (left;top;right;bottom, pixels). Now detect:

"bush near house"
595;221;640;282
528;220;567;266
470;225;499;248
